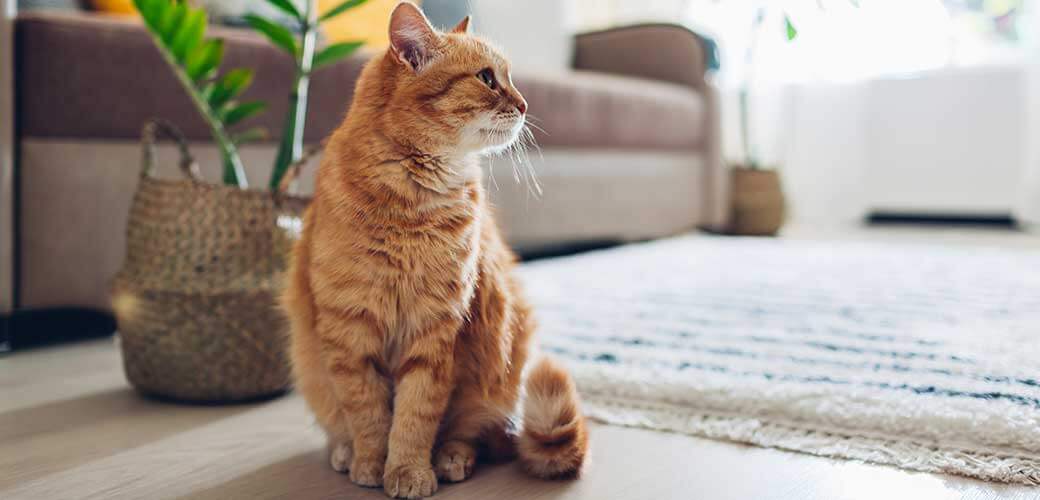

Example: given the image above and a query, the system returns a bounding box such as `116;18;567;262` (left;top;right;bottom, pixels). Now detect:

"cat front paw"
349;458;384;487
384;463;438;499
434;440;476;482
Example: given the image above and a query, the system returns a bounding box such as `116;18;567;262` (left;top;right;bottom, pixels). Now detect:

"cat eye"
477;68;497;89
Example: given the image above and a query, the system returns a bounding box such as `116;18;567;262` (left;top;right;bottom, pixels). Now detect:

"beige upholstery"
10;13;725;311
1;0;14;315
18;140;706;310
574;24;711;90
16;12;362;143
515;71;705;151
574;24;728;230
16;12;709;153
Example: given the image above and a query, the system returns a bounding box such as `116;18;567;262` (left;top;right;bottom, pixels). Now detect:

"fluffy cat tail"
518;357;589;479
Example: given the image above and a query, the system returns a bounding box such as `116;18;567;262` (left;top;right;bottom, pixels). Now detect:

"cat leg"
316;312;392;488
290;318;356;474
383;318;460;499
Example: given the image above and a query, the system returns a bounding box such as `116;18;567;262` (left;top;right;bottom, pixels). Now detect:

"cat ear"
388;1;439;72
450;15;470;34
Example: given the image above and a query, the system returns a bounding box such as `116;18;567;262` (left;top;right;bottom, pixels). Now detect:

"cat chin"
478;141;516;156
475;131;522;155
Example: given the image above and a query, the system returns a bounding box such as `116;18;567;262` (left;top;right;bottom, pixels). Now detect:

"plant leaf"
233;127;269;144
156;1;187;44
263;0;302;22
171;7;207;62
185;38;224;82
784;15;798;41
313;41;363;69
133;0;163;28
244;14;298;57
209;68;254;110
223;100;267;126
319;0;369;23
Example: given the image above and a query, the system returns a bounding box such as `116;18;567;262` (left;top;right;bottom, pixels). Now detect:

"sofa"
1;9;726;314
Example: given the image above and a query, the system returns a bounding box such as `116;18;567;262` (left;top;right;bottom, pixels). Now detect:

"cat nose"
514;97;527;115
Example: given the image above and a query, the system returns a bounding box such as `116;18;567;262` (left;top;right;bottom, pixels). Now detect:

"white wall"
721;81;870;225
469;0;572;74
1021;63;1040;228
727;65;1031;225
1017;5;1040;229
782;82;870;224
866;65;1024;216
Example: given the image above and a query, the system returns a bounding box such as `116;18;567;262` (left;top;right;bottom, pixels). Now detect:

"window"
569;0;1033;84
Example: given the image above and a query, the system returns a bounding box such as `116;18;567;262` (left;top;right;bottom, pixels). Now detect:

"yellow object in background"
90;0;137;15
319;0;409;47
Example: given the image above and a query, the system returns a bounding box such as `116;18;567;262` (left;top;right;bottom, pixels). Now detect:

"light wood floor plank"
3;338;1037;500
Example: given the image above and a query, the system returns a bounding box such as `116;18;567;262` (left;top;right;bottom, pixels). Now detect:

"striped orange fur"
281;3;587;498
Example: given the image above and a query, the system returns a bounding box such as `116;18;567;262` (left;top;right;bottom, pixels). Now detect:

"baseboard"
0;308;115;353
867;212;1017;227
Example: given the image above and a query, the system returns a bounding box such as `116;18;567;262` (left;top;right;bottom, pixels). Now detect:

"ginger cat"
281;3;588;498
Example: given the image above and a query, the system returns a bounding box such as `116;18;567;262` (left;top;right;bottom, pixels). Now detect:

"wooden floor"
3;225;1039;500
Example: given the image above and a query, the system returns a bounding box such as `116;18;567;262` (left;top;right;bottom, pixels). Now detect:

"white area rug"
519;236;1040;484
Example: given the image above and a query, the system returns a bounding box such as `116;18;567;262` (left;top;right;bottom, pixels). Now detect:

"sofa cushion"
16;12;705;152
16;12;365;144
516;71;705;151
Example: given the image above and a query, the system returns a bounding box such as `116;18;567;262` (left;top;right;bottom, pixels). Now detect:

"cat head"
379;2;528;156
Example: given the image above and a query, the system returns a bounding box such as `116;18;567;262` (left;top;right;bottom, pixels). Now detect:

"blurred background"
575;0;1040;226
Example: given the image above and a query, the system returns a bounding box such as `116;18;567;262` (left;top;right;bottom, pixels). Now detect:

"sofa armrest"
1;0;15;314
572;24;729;231
573;24;717;91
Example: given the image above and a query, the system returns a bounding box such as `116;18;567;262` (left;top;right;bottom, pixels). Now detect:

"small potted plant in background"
728;7;792;237
729;2;859;236
111;0;367;403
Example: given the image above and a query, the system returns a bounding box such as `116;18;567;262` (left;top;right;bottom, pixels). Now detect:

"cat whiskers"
514;114;546;197
478;116;543;198
523;113;549;137
512;124;543;198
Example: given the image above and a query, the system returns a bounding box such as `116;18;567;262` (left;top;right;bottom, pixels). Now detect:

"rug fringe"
585;398;1040;485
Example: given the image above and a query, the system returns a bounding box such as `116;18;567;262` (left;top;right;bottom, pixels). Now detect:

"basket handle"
276;143;323;195
140;119;203;182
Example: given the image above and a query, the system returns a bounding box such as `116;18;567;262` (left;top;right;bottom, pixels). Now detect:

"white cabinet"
864;65;1025;217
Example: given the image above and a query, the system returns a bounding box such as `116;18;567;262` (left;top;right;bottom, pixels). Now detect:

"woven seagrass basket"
729;167;786;236
111;120;310;403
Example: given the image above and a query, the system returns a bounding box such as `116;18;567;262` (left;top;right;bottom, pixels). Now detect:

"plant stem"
740;6;767;170
269;0;317;190
738;87;753;169
143;25;247;187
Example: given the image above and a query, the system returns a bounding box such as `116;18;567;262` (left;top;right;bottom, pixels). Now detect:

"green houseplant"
730;3;857;236
133;0;264;187
132;0;367;189
728;8;798;236
244;0;367;189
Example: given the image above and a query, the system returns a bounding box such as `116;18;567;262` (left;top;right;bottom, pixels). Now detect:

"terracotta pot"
729;167;785;236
